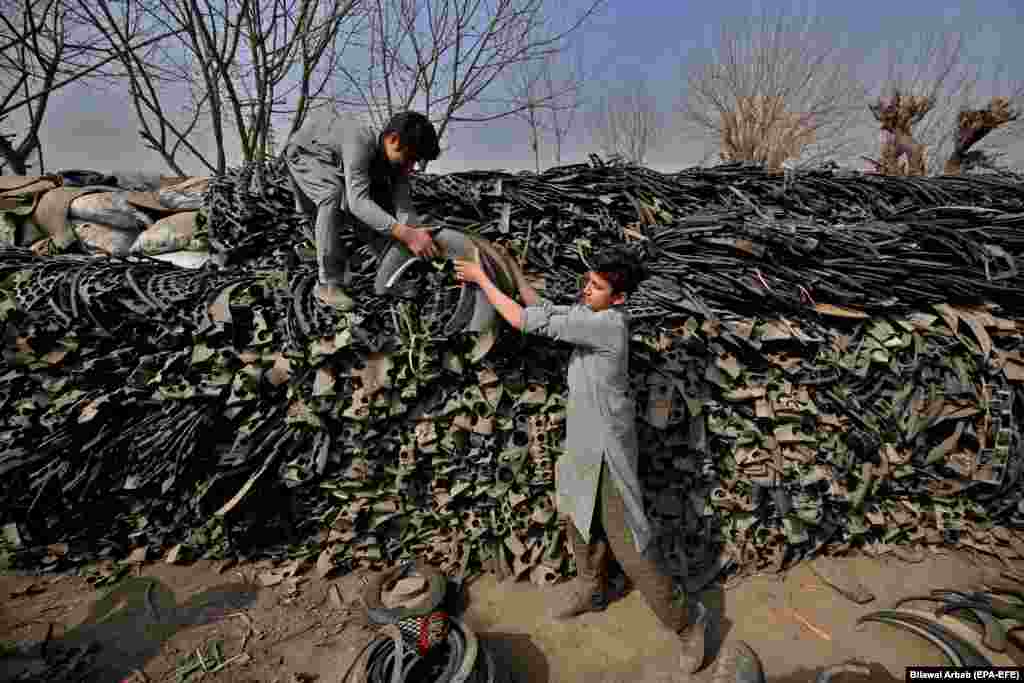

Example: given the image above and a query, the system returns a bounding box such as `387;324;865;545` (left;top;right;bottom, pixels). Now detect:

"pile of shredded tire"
3;156;1024;594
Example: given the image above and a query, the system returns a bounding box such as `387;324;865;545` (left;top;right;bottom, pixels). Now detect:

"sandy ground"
1;550;1022;683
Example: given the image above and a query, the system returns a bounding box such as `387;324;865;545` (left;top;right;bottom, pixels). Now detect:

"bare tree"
514;66;546;174
587;77;663;165
867;92;935;176
0;0;166;174
1;0;83;173
719;95;818;171
943;62;1024;175
680;8;865;170
332;0;602;159
509;48;585;172
865;32;972;176
541;47;585;166
75;1;209;175
945;96;1021;174
866;31;1024;176
79;0;362;175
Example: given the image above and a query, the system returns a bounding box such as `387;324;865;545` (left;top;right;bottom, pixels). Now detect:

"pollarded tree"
945;96;1021;175
867;30;1024;176
680;7;865;170
868;91;934;176
720;95;817;172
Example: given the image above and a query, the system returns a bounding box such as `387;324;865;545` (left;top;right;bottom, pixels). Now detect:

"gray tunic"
286;111;419;238
522;298;654;555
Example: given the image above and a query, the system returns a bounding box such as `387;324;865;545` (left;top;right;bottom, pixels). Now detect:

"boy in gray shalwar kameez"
453;246;709;675
285;110;442;311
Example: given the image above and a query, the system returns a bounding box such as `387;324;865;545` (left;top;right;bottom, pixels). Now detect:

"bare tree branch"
868;30;1024;175
332;0;602;157
679;7;866;170
288;0;363;138
0;0;174;173
508;44;585;171
869;32;972;175
586;77;663;165
74;0;211;174
76;0;362;174
544;47;585;165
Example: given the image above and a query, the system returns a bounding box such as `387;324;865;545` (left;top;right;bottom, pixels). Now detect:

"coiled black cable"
361;617;500;683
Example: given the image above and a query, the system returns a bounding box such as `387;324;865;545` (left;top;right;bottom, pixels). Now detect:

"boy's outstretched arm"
454;257;617;350
454;258;525;330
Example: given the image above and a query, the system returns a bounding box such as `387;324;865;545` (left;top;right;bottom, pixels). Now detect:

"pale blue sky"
35;0;1024;176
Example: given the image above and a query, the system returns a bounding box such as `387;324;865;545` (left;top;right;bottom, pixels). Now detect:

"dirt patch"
1;551;1022;682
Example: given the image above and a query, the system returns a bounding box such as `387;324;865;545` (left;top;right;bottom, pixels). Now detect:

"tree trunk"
878;129;926;176
907;142;926;176
531;113;540;174
5;157;28;175
0;134;31;175
879;140;901;175
943;98;1020;176
943;154;962;175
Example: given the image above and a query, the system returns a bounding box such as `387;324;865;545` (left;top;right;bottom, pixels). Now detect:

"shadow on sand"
477;631;551;683
0;576;259;682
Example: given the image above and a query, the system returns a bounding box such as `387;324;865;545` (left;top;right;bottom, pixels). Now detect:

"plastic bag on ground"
147;250;215;269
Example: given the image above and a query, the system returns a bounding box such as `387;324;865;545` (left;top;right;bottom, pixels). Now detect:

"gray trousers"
284;143;388;286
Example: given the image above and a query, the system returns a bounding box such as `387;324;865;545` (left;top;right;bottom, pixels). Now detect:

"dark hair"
381;111;441;162
589;246;647;295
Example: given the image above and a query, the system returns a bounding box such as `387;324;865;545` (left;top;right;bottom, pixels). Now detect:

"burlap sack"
0;212;15;247
161;177;209;195
119;177;209;212
157;177;210;210
159;176;191;188
1;176;64;246
0;175;60;198
121;190;177;214
73;220;141;256
18;218;46;247
70;192;156;231
0;194;37;246
130;211;201;255
33;187;96;249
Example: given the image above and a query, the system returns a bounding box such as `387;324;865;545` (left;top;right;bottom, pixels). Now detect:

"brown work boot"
316;283;355;311
550;538;609;620
677;601;708;674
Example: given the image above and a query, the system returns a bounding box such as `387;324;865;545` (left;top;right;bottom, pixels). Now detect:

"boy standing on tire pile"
284;110;442;311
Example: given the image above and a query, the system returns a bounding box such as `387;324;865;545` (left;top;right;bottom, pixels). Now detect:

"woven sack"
73;220;140;256
131;211;201;255
70;192;154;231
